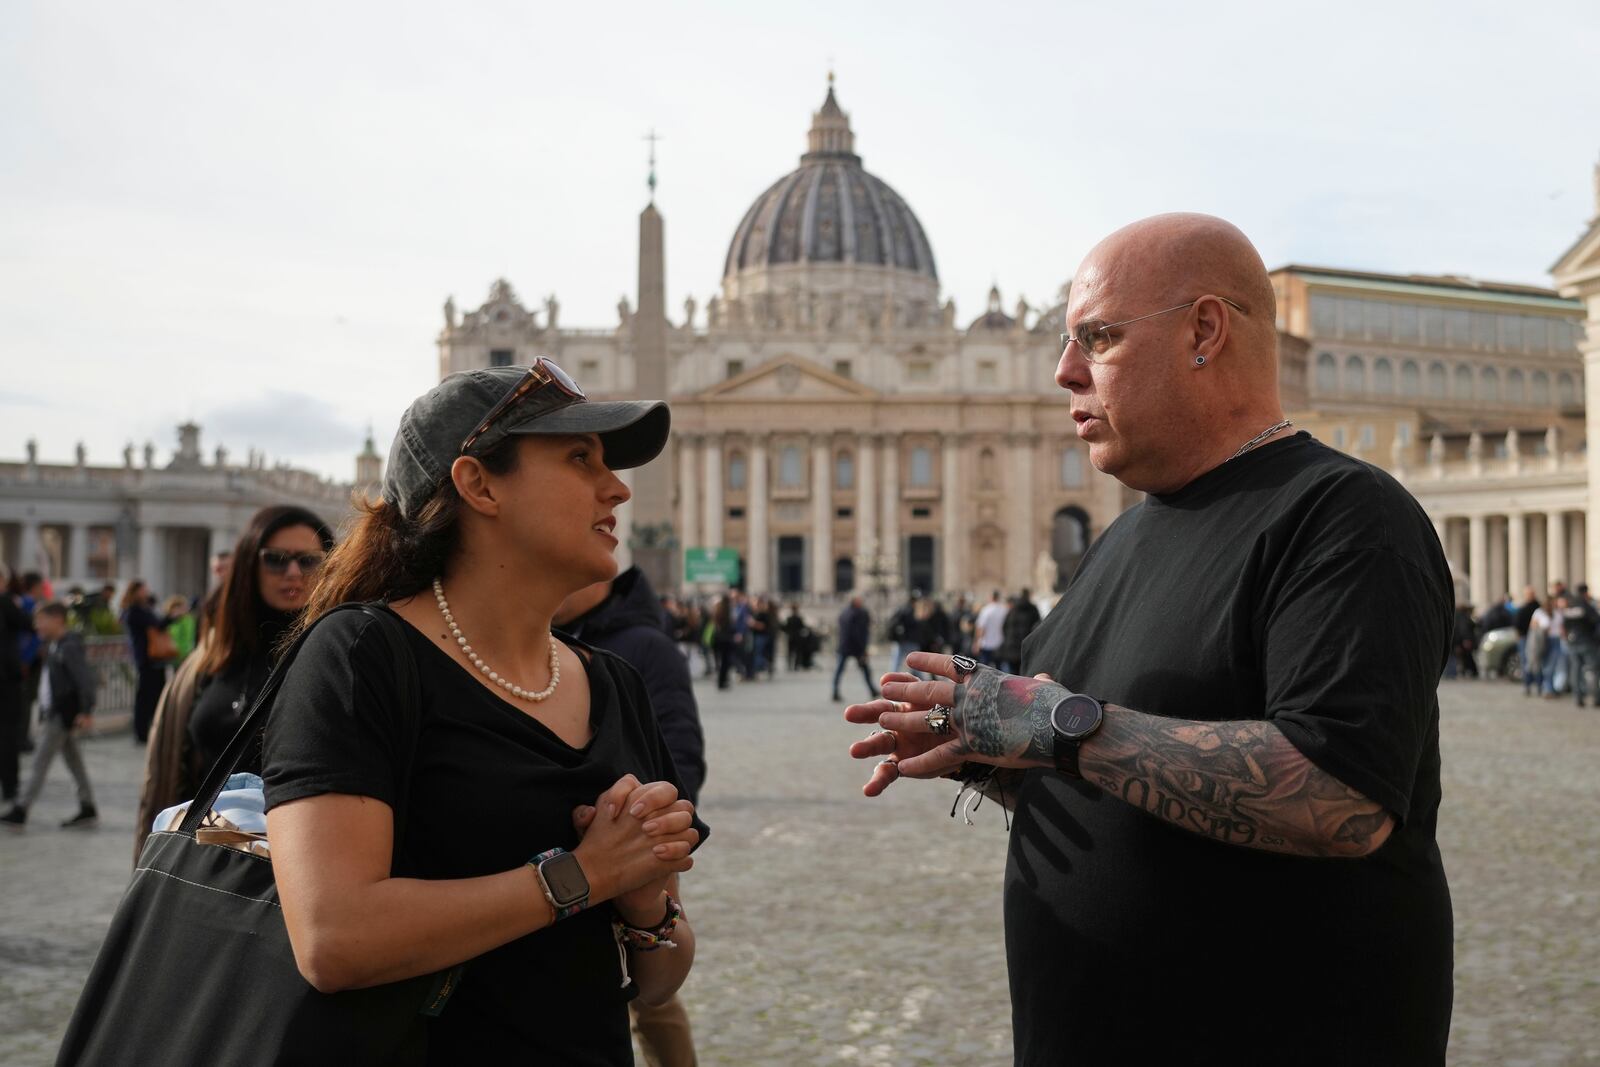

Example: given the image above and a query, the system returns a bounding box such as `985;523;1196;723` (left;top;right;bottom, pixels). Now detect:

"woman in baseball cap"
260;361;706;1062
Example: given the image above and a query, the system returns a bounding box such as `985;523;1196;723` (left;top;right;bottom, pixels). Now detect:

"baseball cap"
383;364;671;521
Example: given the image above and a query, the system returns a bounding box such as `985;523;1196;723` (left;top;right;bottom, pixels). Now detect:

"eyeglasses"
459;358;586;455
258;549;326;574
1060;296;1246;363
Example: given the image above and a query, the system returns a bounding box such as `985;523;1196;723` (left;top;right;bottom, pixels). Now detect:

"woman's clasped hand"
571;774;698;917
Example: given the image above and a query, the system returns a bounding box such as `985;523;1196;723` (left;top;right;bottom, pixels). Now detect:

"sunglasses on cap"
459;358;586;455
258;549;326;574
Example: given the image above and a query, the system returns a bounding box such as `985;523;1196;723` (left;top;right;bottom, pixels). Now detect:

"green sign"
684;547;740;586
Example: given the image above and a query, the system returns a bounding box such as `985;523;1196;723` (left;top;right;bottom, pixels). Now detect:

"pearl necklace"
433;578;560;702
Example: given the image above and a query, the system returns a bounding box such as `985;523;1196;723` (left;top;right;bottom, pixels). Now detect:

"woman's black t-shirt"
261;607;707;1065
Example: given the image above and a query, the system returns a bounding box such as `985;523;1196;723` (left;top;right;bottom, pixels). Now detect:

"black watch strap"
1050;694;1104;779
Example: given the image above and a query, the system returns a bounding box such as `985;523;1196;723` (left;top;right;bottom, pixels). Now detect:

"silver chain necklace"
1229;419;1293;462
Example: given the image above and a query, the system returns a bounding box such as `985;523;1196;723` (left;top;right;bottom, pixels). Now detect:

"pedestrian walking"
0;565;34;804
3;601;97;829
972;589;1008;665
134;505;334;859
258;362;704;1061
1544;594;1568;695
120;579;179;743
831;596;878;702
847;214;1454;1064
1524;599;1551;696
1561;584;1599;706
997;588;1041;673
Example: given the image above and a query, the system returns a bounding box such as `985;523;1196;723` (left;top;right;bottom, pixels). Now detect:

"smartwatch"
531;848;590;919
1049;693;1105;779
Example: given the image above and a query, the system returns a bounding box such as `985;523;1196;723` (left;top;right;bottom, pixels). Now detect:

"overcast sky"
4;1;1598;481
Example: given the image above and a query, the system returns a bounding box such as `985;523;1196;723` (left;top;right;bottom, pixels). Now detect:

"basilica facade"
437;84;1599;609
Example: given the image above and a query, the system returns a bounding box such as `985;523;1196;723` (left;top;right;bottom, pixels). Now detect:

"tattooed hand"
847;652;1067;783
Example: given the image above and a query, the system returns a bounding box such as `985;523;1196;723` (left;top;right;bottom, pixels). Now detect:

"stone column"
810;434;832;596
1468;515;1488;610
1508;512;1527;597
67;523;90;581
138;523;165;595
1007;432;1036;590
702;435;723;552
941;433;964;595
747;433;770;594
1572;512;1587;587
677;435;699;592
881;435;901;593
856;432;878;570
18;518;41;576
1547;510;1568;589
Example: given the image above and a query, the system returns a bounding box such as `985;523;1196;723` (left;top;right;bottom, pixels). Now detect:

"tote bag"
58;604;457;1066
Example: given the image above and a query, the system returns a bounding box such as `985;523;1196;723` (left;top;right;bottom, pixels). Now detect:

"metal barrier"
83;636;138;719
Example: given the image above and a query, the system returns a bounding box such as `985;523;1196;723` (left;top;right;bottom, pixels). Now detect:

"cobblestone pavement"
3;672;1596;1065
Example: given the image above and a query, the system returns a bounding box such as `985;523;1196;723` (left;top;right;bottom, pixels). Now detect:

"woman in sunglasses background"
134;504;332;859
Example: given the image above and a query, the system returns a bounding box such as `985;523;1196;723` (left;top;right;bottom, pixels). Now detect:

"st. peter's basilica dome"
722;83;938;297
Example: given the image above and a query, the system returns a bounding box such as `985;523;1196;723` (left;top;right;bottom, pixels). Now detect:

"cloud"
199;390;363;459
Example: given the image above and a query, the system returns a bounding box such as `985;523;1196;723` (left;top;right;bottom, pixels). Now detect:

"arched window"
1400;360;1421;397
835;450;854;490
1426;362;1447;398
1060;448;1084;489
909;446;934;487
778;445;803;488
1453;364;1473;400
1373;358;1394;394
834;557;855;594
1479;367;1500;402
1531;371;1551;406
1345;355;1367;394
1558;372;1578;408
1507;369;1526;404
728;451;747;491
1316;353;1338;393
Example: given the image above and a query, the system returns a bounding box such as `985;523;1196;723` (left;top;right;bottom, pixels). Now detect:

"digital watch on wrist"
530;847;590;919
1049;693;1105;779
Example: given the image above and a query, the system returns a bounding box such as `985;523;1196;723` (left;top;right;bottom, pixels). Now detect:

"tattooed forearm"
951;670;1062;765
1082;709;1394;858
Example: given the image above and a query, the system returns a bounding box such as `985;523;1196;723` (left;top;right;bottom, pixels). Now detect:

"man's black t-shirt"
1011;434;1454;1066
262;607;707;1065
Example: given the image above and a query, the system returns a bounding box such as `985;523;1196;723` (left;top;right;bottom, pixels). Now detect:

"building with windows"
0;424;375;599
438;84;1595;609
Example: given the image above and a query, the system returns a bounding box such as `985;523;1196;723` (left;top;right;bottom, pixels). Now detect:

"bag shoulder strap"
179;603;422;854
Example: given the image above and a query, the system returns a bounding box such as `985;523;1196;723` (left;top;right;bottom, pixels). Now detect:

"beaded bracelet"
614;894;682;951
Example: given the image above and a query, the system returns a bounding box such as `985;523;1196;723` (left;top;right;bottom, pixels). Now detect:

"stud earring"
1194;354;1207;366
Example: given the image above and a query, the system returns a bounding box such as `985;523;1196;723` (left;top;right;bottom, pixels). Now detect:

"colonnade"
1435;509;1586;609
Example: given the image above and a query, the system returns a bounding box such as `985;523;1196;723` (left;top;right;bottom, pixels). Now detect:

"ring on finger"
950;654;979;680
878;757;900;778
924;705;953;735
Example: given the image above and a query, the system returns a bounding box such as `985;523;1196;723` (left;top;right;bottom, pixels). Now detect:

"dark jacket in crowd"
1561;596;1600;647
40;630;97;724
557;566;706;804
999;597;1042;666
0;596;30;683
1479;602;1513;633
837;603;871;658
1514;599;1539;637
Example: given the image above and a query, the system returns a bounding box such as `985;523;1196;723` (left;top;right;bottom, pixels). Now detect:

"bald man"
847;215;1454;1064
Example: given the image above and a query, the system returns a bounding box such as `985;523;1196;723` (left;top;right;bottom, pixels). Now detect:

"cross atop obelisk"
643;128;662;203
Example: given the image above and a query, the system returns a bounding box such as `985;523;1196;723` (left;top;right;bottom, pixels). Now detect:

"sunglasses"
258;549;326;575
460;358;586;455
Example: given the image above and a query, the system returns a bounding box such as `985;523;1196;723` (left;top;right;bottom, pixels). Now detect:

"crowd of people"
1456;580;1600;704
1;567;215;830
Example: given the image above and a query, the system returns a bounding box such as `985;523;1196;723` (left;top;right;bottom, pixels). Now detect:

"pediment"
1551;217;1600;289
700;356;878;400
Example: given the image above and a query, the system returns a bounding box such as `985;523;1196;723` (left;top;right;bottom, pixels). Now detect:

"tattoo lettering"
950;668;1064;766
1083;714;1391;858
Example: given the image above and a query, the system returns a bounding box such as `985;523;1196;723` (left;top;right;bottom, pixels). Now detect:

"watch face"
1051;694;1103;740
541;852;590;905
